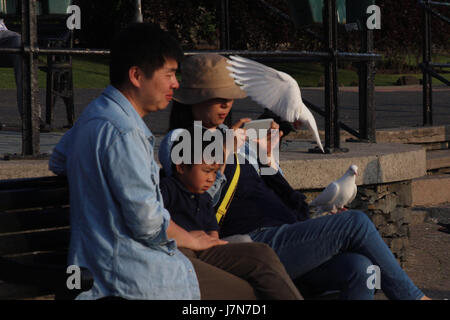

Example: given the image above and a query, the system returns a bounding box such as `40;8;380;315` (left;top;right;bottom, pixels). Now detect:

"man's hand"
189;230;228;251
167;221;227;251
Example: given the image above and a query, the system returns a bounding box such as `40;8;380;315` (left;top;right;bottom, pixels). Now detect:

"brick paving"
404;220;450;300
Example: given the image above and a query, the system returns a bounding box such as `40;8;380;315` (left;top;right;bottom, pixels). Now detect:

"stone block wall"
302;181;413;267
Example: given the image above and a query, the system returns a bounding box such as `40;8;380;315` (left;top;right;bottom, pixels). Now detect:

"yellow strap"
216;153;240;226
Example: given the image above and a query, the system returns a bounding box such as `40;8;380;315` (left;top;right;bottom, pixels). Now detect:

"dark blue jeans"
249;210;424;300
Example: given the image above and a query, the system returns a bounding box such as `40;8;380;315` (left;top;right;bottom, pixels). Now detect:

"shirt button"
190;195;195;199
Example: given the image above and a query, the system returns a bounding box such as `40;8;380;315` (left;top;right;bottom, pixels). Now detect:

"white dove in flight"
226;55;324;153
310;164;358;215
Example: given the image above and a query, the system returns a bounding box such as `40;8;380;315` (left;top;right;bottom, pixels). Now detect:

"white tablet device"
243;118;273;131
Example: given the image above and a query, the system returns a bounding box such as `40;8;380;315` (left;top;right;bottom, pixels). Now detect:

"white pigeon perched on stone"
226;55;324;153
310;164;358;214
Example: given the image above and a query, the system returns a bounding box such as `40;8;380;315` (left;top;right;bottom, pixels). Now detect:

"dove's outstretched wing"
226;55;302;122
227;55;324;153
300;106;324;153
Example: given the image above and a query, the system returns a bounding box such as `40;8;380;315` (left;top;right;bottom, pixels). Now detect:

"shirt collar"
168;176;213;202
102;85;152;138
168;176;197;197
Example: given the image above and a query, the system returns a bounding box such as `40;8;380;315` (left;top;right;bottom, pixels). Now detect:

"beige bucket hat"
173;53;247;105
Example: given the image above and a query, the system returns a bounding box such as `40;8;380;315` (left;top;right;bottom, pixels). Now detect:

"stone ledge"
410;175;450;206
288;125;450;145
426;149;450;170
0;142;427;189
376;125;450;144
0;160;55;180
280;142;426;189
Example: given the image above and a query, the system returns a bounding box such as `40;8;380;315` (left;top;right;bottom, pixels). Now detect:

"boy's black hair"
170;126;225;175
110;23;183;87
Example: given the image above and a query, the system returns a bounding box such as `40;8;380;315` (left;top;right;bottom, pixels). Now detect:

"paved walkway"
1;85;450;134
404;219;450;300
1;85;449;156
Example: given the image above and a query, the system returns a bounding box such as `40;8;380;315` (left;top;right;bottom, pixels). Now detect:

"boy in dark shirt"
159;126;302;300
160;161;221;237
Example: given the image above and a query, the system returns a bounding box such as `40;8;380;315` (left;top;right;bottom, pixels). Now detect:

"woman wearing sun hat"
159;53;431;300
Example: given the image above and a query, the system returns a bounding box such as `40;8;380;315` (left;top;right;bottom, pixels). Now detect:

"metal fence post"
134;0;143;23
218;0;233;127
359;28;376;142
323;0;341;152
422;1;433;126
219;0;230;50
21;0;40;156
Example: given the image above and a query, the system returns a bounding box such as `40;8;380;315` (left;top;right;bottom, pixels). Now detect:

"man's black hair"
110;23;183;87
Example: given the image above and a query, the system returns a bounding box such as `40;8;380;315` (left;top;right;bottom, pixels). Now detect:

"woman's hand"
231;118;251;152
254;121;283;168
231;118;251;130
221;118;251;170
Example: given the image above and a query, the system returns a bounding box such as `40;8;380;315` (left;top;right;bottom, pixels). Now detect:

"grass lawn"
0;56;110;89
0;55;449;89
268;55;450;87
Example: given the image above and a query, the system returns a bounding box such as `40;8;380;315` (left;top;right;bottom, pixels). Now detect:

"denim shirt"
49;85;200;300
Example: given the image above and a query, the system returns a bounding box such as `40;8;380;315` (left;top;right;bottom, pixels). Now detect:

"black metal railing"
0;0;382;156
418;0;450;126
218;0;381;151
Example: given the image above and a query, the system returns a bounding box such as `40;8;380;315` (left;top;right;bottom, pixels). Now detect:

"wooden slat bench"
0;175;338;300
0;175;92;300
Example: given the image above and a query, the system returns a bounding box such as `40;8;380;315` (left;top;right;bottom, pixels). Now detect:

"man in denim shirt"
49;24;226;299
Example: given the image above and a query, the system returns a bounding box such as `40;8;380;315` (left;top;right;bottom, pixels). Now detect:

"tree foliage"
73;0;449;71
73;0;136;48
